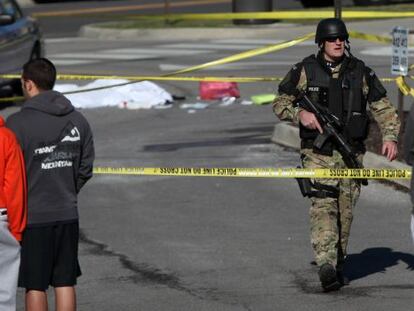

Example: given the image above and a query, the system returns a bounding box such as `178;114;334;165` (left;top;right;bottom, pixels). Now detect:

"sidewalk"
16;0;34;8
79;22;299;41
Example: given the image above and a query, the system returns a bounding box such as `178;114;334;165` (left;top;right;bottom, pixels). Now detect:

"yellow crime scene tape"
34;9;414;19
0;33;314;102
31;0;231;18
396;76;414;97
165;33;315;75
126;10;414;21
93;167;411;179
348;31;391;44
0;29;409;101
0;74;281;83
0;30;392;80
394;65;414;96
0;31;390;83
0;14;409;182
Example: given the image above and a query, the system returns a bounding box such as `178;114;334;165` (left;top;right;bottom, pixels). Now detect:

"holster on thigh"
296;177;340;199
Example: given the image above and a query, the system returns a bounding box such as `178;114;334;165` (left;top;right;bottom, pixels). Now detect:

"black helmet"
315;18;349;44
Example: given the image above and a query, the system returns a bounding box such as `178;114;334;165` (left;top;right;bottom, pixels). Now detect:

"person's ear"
25;80;35;92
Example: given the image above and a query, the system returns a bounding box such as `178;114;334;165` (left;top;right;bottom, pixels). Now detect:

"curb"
79;23;297;41
271;122;411;189
80;23;414;45
17;0;34;8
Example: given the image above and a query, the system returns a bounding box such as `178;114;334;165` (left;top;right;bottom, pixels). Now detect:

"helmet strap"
344;40;354;58
318;42;324;51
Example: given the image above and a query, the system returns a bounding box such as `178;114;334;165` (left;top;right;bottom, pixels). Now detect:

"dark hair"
22;58;56;90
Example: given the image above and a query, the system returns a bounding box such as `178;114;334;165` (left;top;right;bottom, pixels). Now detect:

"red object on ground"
199;81;240;100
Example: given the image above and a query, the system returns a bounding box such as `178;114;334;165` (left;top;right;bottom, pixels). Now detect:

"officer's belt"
312;181;340;198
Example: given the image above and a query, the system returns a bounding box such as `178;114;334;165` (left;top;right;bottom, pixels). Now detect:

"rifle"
297;93;368;186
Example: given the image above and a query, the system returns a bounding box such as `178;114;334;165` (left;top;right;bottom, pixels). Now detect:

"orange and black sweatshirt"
0;116;27;241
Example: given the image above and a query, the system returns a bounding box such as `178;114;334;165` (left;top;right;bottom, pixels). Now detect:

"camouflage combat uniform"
273;56;400;268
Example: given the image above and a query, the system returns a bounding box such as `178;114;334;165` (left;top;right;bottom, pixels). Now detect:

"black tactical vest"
300;55;369;154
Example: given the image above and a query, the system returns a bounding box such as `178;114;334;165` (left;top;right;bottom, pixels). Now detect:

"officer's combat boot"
336;259;349;286
336;270;349;286
336;249;349;286
318;263;341;292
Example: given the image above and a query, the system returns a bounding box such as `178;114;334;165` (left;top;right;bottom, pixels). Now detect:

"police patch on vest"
308;87;319;92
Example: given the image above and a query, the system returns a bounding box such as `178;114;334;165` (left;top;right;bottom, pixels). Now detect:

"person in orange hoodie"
0;115;27;310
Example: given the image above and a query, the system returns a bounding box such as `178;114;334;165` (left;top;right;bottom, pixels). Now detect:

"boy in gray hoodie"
7;58;94;311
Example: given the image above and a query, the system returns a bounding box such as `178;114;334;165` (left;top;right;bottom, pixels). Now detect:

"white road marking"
45;37;93;43
213;39;284;44
361;46;414;56
158;43;264;50
48;38;307;68
103;48;212;56
213;39;314;46
49;53;159;60
159;40;314;51
48;46;213;66
49;59;100;66
159;61;294;71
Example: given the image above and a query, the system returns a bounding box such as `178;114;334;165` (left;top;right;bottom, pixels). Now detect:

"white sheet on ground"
54;79;173;109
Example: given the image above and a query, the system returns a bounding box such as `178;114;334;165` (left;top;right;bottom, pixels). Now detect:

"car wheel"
353;0;390;5
301;0;334;7
29;43;41;61
10;79;22;96
32;0;58;3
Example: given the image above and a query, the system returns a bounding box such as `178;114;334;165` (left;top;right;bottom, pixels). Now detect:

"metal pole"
164;0;171;25
334;0;342;19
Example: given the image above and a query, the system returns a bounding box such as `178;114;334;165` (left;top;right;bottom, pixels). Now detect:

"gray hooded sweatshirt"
6;90;94;225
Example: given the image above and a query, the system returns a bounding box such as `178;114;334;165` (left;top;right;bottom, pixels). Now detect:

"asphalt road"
4;99;413;311
5;1;414;310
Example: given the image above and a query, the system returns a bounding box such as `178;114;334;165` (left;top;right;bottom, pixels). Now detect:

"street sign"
391;26;409;76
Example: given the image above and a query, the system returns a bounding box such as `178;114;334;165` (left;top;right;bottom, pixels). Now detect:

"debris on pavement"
251;93;277;105
180;102;210;110
199;81;240;100
219;96;237;107
240;100;253;105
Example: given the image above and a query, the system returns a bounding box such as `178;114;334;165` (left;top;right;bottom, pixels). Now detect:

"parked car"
0;0;43;94
300;0;412;7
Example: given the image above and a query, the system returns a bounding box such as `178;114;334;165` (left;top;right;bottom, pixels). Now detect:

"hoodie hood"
23;90;74;116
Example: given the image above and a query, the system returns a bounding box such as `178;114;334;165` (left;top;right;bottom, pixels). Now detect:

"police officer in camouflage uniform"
273;18;400;292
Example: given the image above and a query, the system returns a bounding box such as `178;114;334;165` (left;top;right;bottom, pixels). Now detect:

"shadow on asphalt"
143;135;270;152
143;124;275;152
345;247;414;281
224;125;275;134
